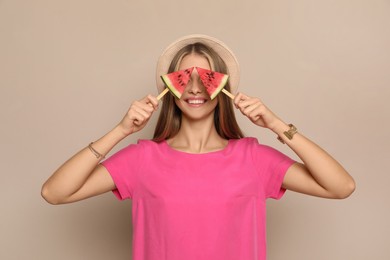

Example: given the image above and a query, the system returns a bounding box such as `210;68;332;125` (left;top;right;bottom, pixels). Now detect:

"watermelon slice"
160;67;194;99
196;67;229;100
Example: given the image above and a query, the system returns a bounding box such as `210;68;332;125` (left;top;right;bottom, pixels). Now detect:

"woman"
41;34;355;260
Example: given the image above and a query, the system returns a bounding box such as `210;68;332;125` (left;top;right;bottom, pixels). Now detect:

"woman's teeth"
187;99;205;104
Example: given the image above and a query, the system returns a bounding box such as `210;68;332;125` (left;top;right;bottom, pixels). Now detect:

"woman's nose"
187;74;203;94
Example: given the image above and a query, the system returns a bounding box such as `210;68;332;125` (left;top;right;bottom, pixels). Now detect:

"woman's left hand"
234;92;282;131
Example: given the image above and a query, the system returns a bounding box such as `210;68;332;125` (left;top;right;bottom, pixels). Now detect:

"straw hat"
155;34;240;94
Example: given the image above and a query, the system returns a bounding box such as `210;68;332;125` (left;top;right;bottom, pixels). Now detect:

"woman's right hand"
117;94;159;136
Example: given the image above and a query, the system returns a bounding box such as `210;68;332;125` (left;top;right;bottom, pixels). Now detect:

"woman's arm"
41;95;159;204
234;93;355;199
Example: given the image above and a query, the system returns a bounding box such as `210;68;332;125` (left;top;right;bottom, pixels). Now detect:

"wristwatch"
277;124;297;144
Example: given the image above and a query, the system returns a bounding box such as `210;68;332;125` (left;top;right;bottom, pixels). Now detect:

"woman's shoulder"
116;139;161;153
133;139;163;149
230;136;259;147
231;137;281;154
227;137;260;155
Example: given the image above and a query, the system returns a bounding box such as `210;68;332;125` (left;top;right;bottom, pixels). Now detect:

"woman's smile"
184;97;208;107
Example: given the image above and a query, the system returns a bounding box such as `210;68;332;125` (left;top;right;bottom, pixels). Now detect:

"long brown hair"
153;43;244;142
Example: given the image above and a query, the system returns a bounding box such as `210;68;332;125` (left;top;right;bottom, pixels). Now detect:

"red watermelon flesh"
196;67;229;100
160;67;194;99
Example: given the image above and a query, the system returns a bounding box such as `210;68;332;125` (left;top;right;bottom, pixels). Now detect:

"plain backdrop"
1;0;389;259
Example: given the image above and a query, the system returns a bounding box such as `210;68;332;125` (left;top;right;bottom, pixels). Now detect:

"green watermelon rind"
160;74;182;99
210;75;229;100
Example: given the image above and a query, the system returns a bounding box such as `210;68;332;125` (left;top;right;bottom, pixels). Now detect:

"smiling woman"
153;39;243;143
41;34;355;260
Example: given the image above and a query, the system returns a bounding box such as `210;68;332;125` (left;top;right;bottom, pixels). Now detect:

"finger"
130;111;148;126
235;93;260;111
132;105;152;119
234;92;249;107
135;101;155;114
248;107;264;122
133;99;156;114
134;117;150;127
242;102;262;116
144;94;159;110
238;97;262;110
235;92;249;100
128;102;150;118
237;101;260;117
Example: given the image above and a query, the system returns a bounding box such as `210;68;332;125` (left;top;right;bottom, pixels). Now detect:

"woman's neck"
167;115;228;153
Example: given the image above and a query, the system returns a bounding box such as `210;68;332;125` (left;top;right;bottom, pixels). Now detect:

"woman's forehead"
178;54;211;71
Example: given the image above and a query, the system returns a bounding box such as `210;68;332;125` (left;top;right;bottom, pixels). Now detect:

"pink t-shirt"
101;137;295;260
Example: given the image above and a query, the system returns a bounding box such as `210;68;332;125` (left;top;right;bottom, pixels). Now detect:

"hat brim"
156;34;240;95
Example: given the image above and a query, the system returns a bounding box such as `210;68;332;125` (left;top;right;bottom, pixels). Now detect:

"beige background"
1;0;389;259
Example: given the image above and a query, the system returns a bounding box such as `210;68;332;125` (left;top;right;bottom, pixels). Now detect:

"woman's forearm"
41;95;159;204
41;125;127;203
272;121;356;198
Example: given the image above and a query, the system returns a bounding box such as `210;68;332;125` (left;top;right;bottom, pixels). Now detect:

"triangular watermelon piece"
160;67;194;99
196;67;229;100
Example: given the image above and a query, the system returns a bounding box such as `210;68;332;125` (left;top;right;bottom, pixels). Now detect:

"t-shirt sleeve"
100;142;144;200
251;138;296;200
